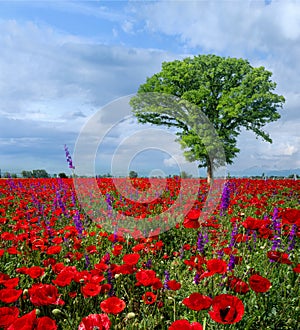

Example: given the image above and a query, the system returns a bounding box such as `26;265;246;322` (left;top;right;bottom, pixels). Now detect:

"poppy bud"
52;309;63;316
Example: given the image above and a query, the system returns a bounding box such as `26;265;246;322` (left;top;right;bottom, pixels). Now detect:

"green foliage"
58;172;68;178
131;55;285;179
22;169;50;178
180;171;193;179
129;170;138;178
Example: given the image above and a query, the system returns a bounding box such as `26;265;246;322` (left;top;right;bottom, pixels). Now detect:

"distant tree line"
0;169;299;179
21;169;50;178
21;170;69;178
0;169;69;178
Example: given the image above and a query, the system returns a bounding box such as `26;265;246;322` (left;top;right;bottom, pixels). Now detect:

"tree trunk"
207;158;213;185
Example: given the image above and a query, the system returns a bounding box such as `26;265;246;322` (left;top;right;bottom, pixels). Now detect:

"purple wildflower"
288;224;297;252
179;246;184;259
107;267;115;297
103;253;110;265
197;231;205;254
145;259;152;269
271;207;281;250
228;254;236;271
229;224;238;248
64;144;75;170
84;254;91;269
163;270;170;290
217;250;224;259
194;272;200;285
73;210;84;239
220;181;231;215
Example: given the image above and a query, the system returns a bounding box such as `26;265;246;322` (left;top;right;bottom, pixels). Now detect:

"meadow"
0;177;299;329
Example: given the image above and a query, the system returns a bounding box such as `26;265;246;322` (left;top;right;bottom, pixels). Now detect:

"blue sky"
0;0;300;177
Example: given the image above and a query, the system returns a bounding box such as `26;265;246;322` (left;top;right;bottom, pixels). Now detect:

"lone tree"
129;170;138;178
131;55;285;183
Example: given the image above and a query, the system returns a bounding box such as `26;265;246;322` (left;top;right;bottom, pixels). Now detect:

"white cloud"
0;19;175;120
121;20;134;34
278;2;300;40
134;1;300;54
0;19;176;174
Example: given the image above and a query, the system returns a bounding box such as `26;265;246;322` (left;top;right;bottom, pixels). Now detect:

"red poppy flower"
36;316;58;330
112;244;123;256
241;217;270;230
3;277;19;289
46;245;62;255
74;270;91;284
209;294;244;324
7;310;36;330
249;274;271;293
86;245;98;254
1;232;15;241
52;263;66;274
135;270;157;287
168;319;203;330
0;288;22;303
123;253;140;265
113;264;135;275
100;297;126;315
0;307;19;329
99;284;111;294
167;280;181;291
78;313;111;330
43;258;56;267
52;268;76;287
151;278;163;290
183;209;201;229
279;208;300;226
207;259;227;274
28;283;65;306
7;247;20;255
293;263;300;273
16;267;28;275
228;276;249;294
81;283;102;298
0;273;10;284
267;251;292;265
26;266;45;279
142;292;157;305
183;293;212;311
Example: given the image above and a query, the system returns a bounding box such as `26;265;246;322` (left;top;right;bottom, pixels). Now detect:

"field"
0;177;299;329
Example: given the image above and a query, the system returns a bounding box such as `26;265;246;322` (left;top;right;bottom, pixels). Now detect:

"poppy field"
0;177;299;329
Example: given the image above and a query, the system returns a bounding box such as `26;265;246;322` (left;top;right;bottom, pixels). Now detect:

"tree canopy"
130;55;285;182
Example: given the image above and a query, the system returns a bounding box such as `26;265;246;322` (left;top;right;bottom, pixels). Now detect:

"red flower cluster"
0;310;57;330
135;269;162;290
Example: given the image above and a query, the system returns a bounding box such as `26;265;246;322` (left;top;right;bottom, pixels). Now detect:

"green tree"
129;170;138;178
131;55;285;183
32;169;50;178
180;171;193;179
21;170;33;178
58;172;68;178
